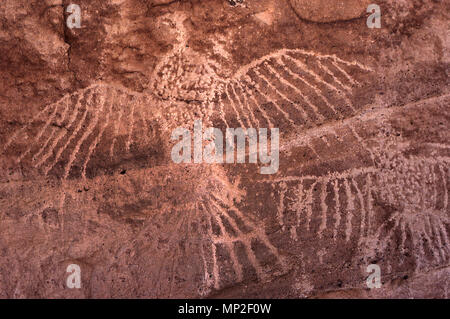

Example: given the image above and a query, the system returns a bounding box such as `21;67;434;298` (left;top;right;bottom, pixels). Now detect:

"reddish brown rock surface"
0;0;449;298
289;0;372;22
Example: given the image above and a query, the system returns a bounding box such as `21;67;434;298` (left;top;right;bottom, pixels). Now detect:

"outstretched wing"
209;48;373;130
2;83;162;180
2;49;373;180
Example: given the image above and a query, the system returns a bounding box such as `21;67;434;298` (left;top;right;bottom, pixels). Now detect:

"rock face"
0;0;449;298
289;0;372;22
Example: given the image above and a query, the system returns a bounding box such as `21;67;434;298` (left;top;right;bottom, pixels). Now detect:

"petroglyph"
4;164;288;295
209;49;372;130
2;83;161;180
3;47;373;180
3;74;448;294
1;0;449;298
253;95;450;279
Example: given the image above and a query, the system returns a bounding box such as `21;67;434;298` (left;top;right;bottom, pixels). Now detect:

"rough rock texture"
0;0;449;298
289;0;372;22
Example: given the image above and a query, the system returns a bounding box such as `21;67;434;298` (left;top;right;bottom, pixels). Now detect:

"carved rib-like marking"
269;59;326;121
241;77;275;128
317;59;353;94
16;101;59;164
278;183;287;231
287;55;356;113
273;58;338;115
292;181;305;240
431;165;439;209
250;69;296;125
241;236;265;282
321;135;331;147
439;165;448;210
305;181;318;231
201;203;220;290
343;178;355;241
126;95;136;152
228;81;251;128
36;94;82;169
110;92;124;158
201;187;287;287
33;98;71;165
256;66;313;124
215;86;230;128
195;207;214;294
330;60;357;86
398;219;407;263
431;218;446;262
207;48;372;132
308;143;323;161
352;177;366;242
32;127;56;164
205;208;234;286
438;218;450;255
234;80;260;128
63;89;104;179
348;125;376;164
45;90;93;176
423;216;436;259
364;173;374;238
2;98;59;153
259;150;449;272
318;179;329;238
426;216;441;262
333;179;341;240
224;84;246;129
81;91;112;179
209;201;244;282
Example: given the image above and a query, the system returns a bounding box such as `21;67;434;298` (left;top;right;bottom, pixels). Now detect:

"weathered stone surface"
289;0;372;23
0;0;449;298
